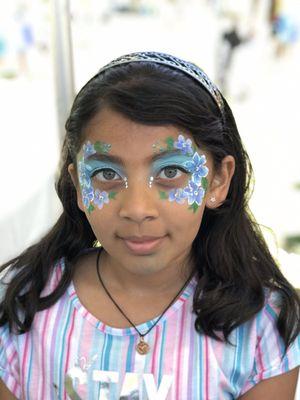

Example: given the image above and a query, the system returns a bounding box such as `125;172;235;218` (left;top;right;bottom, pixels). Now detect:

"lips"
120;236;165;255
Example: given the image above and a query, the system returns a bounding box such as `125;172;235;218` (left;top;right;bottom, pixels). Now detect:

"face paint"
152;134;209;213
77;140;120;214
149;176;154;188
149;152;192;189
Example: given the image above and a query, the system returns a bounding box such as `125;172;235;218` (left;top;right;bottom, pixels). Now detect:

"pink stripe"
175;305;186;399
205;335;209;399
257;336;264;380
265;309;281;360
49;296;67;398
12;380;18;396
187;311;195;399
7;350;17;363
63;308;76;391
151;326;160;375
41;309;51;398
20;332;30;388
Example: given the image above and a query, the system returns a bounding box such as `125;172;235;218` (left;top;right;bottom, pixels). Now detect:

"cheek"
84;199;118;238
160;200;204;236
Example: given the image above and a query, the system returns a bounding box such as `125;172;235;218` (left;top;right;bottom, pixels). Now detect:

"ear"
205;155;235;209
68;163;85;212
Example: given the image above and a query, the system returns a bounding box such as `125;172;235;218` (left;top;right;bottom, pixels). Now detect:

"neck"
99;249;194;297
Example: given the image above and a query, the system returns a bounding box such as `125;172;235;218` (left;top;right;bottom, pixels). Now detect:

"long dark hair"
1;61;299;348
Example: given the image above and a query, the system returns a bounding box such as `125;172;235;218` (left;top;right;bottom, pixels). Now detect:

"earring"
124;177;128;189
210;197;216;203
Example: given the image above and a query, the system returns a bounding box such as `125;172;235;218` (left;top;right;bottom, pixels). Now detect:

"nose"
118;179;159;223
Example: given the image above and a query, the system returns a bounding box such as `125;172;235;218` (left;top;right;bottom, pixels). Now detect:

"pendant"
136;336;150;355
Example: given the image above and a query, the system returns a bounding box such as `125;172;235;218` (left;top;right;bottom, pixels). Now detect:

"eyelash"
90;166;189;184
91;168;122;182
156;166;189;180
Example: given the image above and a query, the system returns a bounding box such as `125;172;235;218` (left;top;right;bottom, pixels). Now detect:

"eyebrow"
86;149;187;165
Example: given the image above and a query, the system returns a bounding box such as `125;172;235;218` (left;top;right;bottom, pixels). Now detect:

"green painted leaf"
108;191;117;199
159;191;168;200
165;137;174;151
94;141;103;153
94;141;111;154
202;177;208;191
87;204;95;214
188;203;199;213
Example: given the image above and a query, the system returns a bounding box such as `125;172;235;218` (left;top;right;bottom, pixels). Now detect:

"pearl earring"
210;197;216;203
124;177;128;189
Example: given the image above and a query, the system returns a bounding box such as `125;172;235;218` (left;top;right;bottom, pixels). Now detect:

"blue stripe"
26;331;33;398
103;335;113;370
126;335;135;372
230;326;244;390
56;296;75;395
265;304;287;362
99;335;107;369
158;320;166;384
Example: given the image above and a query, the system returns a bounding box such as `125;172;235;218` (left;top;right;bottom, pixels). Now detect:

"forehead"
82;107;194;158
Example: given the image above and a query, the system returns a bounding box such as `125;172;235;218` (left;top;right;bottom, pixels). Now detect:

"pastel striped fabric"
0;258;299;400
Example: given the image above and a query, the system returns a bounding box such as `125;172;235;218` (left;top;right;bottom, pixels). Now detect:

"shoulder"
0;258;65;300
236;289;300;397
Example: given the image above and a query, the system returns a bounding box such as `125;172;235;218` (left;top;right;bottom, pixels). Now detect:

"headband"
98;51;225;119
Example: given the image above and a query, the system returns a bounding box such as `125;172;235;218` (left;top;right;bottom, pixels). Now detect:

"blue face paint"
150;152;192;190
77;140;118;214
78;135;209;215
151;153;192;176
153;134;209;213
85;159;127;181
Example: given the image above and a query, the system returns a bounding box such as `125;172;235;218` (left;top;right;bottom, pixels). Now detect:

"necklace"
96;249;193;355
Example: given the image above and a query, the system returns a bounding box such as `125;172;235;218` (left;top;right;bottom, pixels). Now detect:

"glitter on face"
78;134;209;214
77;140;116;214
153;134;209;213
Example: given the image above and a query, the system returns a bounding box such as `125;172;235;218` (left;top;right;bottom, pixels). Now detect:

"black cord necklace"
96;249;193;355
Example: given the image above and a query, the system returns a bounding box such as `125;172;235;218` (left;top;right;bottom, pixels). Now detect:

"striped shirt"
0;258;299;399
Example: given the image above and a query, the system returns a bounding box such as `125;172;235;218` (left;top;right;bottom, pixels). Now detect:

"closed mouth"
121;236;166;254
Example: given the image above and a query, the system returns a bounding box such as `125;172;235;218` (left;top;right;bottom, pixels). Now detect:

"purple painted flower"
184;180;205;206
169;188;187;204
83;141;96;159
94;189;109;209
82;186;94;208
184;152;208;185
174;134;193;155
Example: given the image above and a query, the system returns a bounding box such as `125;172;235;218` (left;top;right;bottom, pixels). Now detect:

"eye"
92;168;121;181
157;166;186;179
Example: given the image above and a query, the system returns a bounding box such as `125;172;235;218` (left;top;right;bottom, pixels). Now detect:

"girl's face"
69;107;233;277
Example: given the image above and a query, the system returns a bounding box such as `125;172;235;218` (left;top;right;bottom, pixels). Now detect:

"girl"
0;51;299;400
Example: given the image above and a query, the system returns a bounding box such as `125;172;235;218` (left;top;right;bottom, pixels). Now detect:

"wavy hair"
1;62;299;348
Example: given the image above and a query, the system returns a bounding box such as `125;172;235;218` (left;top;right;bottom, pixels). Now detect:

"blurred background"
0;0;299;292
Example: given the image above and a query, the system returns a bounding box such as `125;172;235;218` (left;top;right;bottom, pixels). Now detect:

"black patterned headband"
98;51;225;119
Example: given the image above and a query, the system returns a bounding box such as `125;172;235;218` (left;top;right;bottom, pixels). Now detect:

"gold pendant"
136;336;150;355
